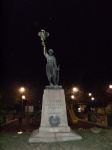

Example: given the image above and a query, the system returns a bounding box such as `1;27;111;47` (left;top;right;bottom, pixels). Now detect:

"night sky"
1;0;112;90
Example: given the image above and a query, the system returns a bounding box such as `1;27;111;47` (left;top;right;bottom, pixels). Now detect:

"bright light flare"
88;93;92;96
19;87;25;93
109;85;112;89
78;107;81;112
72;87;79;93
71;95;75;99
91;97;95;101
22;95;26;100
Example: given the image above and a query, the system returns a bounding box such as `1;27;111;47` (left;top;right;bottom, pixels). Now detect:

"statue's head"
48;49;54;55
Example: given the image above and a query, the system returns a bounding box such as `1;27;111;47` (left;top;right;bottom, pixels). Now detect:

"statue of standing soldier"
38;29;59;87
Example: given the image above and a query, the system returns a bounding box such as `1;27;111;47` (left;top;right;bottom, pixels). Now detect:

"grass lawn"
0;129;112;150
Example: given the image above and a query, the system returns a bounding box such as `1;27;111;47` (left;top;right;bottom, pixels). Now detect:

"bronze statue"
38;29;59;86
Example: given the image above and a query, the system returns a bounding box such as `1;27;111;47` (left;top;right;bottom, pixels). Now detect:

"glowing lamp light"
19;87;25;93
91;97;95;101
22;95;26;100
109;85;112;89
72;87;79;93
78;107;81;112
88;93;92;96
71;95;75;100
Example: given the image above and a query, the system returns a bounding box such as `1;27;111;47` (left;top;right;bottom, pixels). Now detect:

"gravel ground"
0;129;112;150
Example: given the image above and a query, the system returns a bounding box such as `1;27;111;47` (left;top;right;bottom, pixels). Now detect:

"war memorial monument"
29;30;82;143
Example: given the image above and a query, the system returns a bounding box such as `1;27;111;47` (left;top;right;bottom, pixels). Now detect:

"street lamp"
18;87;26;133
72;87;79;93
106;84;112;94
19;87;26;114
19;87;25;94
71;86;82;102
22;95;26;100
88;93;92;96
71;95;75;100
109;85;112;89
21;95;26;114
78;107;81;112
91;97;95;101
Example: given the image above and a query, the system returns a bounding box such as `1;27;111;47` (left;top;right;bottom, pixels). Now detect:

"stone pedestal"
29;87;82;143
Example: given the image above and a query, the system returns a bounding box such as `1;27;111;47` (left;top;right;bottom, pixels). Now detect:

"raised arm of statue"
38;29;50;58
42;41;48;58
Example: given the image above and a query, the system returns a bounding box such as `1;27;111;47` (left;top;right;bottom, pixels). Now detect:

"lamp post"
88;92;95;101
71;86;80;101
17;87;26;134
70;86;79;112
21;95;26;114
19;87;26;114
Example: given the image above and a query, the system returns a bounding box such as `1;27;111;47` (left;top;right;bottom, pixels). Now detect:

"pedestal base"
29;129;82;143
29;87;82;143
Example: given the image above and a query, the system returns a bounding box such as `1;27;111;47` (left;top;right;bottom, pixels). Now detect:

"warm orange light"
19;87;25;93
71;95;75;99
72;87;79;93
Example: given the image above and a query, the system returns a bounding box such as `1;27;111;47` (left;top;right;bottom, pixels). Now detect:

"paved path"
0;129;112;150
